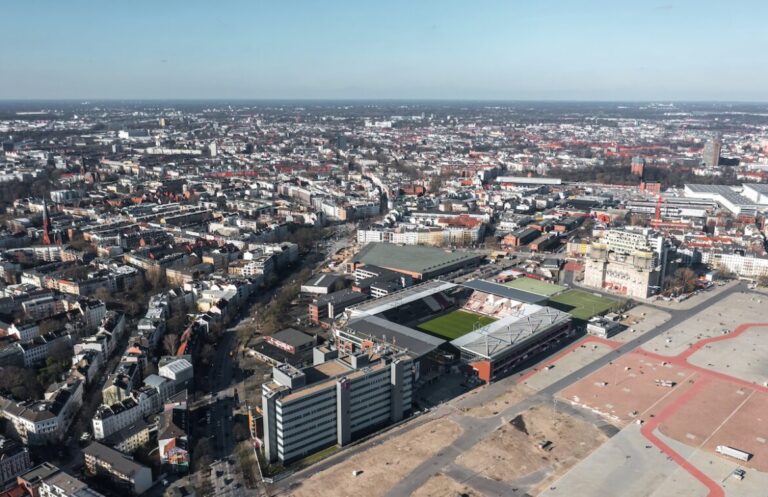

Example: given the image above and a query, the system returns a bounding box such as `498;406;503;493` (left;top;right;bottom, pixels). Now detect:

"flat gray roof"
451;306;571;360
346;280;455;317
346;315;445;356
353;242;482;276
461;279;548;305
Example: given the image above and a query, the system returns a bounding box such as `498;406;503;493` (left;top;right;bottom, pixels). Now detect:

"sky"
1;0;767;101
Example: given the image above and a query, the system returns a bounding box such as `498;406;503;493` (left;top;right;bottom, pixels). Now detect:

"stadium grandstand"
337;279;573;383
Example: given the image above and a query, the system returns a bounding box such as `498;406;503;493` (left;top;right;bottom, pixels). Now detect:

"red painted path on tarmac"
636;322;768;497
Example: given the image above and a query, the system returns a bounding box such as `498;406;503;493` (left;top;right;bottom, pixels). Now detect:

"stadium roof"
461;279;548;305
346;280;456;317
345;315;445;357
353;242;482;276
451;306;571;360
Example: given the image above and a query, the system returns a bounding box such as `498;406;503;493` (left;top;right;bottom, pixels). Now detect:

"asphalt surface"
206;330;248;497
273;281;747;497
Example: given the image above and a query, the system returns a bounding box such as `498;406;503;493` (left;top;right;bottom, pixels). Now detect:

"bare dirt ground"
460;383;533;418
411;474;484;497
286;418;462;497
539;424;710;497
455;404;607;493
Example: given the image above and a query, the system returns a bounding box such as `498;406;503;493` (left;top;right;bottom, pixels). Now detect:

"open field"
550;310;768;496
548;290;620;320
656;377;768;472
411;474;484;497
504;277;566;296
455;404;608;493
285;418;462;497
417;309;496;340
611;304;671;343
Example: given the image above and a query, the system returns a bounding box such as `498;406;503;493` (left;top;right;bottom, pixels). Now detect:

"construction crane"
42;200;52;246
655;194;663;223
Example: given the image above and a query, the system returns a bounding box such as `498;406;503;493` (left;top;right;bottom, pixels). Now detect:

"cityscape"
2;2;768;497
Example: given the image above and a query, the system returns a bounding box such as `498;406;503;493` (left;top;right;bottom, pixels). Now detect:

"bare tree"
163;333;180;356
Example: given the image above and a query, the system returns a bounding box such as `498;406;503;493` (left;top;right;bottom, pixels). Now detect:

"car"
733;469;746;480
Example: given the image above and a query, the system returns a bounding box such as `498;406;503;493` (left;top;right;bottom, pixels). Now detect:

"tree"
48;339;73;363
192;438;212;472
665;268;698;295
163;333;180;356
0;367;41;400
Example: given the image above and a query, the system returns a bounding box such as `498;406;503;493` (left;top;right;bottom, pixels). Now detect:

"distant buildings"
702;134;722;168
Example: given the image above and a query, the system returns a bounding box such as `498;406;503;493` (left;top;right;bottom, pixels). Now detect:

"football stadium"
338;278;573;383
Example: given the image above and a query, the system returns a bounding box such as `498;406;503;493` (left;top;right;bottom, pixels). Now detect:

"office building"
261;350;415;464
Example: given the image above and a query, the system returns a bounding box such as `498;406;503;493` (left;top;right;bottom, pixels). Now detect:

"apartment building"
83;442;152;495
18;463;104;497
0;436;31;487
0;379;83;445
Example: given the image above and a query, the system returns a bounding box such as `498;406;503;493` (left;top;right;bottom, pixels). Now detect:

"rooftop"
270;328;315;348
83;442;148;477
346;280;455;318
451;305;571;359
353;242;482;276
345;315;445;356
461;279;549;305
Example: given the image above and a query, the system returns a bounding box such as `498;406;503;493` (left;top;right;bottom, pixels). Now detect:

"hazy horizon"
3;1;767;101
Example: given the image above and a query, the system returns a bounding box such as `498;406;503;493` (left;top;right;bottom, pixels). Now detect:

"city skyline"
2;0;768;101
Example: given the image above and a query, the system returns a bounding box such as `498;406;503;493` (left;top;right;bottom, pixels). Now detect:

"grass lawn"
503;277;567;297
417;309;496;340
548;289;621;320
291;445;340;470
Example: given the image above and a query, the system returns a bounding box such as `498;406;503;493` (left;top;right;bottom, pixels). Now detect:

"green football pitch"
503;277;566;297
417;309;496;340
548;289;620;320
